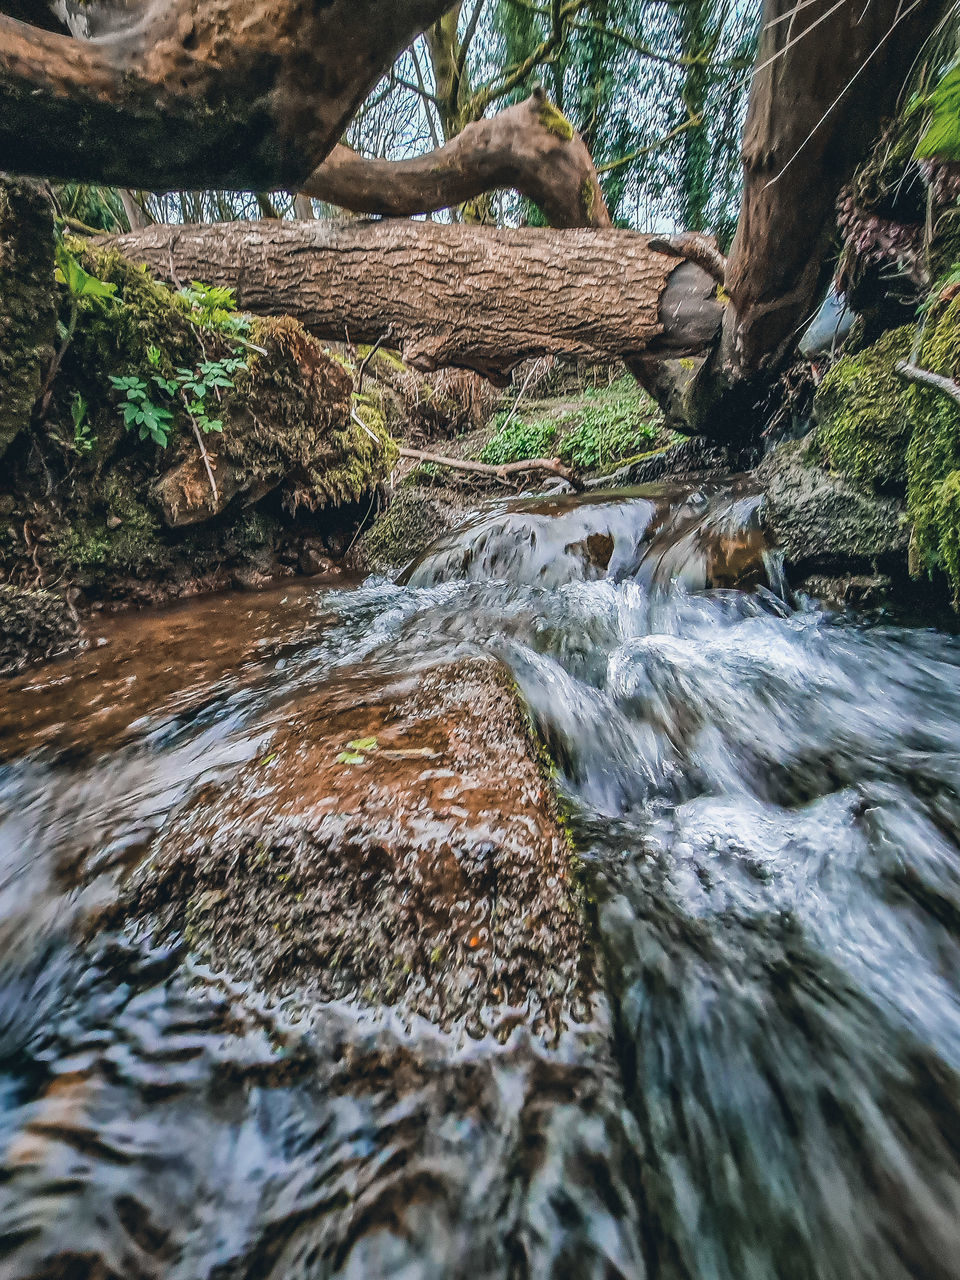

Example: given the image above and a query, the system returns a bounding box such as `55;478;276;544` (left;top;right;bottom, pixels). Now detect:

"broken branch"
398;446;582;489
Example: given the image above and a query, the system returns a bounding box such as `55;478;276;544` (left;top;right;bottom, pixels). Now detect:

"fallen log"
103;219;723;381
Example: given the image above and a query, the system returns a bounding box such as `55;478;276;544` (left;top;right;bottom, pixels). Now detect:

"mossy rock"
813;325;914;494
905;296;960;594
356;484;468;575
1;241;397;607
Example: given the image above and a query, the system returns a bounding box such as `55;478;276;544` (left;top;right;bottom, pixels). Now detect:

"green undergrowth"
479;376;661;471
479;413;559;465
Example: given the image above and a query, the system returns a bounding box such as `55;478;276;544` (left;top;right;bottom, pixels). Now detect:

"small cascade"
401;479;780;595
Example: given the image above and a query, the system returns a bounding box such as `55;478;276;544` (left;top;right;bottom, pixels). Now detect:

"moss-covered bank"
809;286;960;601
0;216;395;644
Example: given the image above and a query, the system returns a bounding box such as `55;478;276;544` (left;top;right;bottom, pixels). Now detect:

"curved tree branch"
0;0;459;188
302;90;610;228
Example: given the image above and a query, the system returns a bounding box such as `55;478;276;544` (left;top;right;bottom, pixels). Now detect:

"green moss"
813;325;914;493
54;475;167;580
905;296;960;595
538;100;575;141
580;179;596;223
358;485;464;574
929;209;960;283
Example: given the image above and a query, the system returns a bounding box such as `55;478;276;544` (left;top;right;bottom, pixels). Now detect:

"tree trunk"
103;220;721;380
0;177;56;459
425;5;463;140
301;90;610;229
722;0;949;380
0;0;457;188
118;189;152;231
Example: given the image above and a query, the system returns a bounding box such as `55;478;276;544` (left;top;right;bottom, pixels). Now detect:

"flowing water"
2;481;960;1278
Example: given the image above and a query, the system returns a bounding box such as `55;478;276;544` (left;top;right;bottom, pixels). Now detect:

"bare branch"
399;446;582;489
896;360;960;409
0;0;460;188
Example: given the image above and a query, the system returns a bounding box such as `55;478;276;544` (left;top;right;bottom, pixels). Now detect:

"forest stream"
1;479;960;1280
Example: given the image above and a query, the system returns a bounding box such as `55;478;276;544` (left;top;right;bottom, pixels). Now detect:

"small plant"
178;281;251;339
36;244;119;426
55;244;118;310
110;351;249;447
70;392;95;454
557;377;660;469
479;413;559;465
109;373;175;446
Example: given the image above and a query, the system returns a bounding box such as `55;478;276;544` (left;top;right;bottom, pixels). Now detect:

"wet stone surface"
115;659;591;1033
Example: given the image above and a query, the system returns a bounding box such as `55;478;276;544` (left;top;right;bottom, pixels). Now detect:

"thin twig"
499;357;551;434
351;406;381;443
181;393;220;506
34;299;78;424
896;360;960;408
399;446;582;489
356;325;394;395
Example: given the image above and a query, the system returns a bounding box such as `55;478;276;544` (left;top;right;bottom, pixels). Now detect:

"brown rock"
119;658;590;1035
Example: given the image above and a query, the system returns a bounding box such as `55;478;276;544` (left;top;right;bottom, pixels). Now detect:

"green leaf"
917;62;960;161
347;736;379;752
336;751;366;764
55;246;118;300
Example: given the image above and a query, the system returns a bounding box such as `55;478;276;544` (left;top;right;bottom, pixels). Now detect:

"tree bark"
102;219;721;380
722;0;949;380
301;90;610;229
0;0;457;188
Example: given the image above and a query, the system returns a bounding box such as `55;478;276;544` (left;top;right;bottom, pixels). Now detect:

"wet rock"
758;437;910;588
590;435;752;488
297;537;334;576
402;481;774;594
230;565;272;591
118;658;590;1035
0;583;83;675
800;572;896;608
153;451;246;527
356;484;469;575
